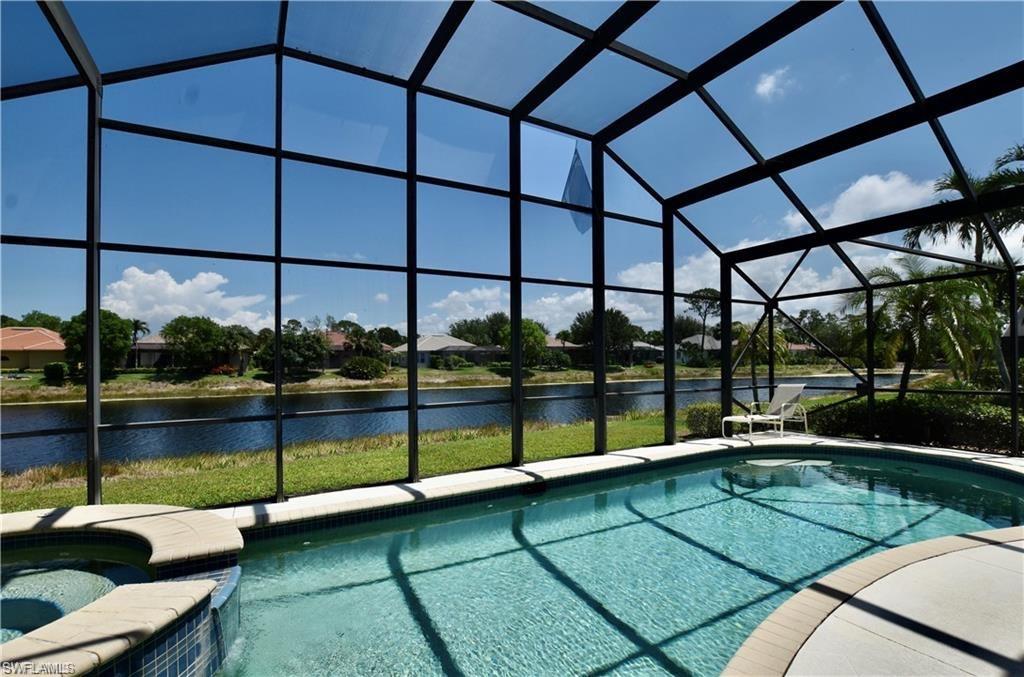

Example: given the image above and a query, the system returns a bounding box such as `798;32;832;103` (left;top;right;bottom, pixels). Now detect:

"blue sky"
2;1;1022;332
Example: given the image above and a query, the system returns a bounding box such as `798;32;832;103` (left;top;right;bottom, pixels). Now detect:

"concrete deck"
1;503;243;567
725;526;1024;676
209;433;1024;531
0;580;216;675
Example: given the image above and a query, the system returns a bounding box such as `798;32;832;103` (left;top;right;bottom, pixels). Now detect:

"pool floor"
222;455;1023;676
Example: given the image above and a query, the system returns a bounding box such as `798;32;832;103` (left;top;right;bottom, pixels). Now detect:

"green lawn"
0;414;674;513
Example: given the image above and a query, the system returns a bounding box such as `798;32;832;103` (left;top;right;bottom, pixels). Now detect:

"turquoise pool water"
1;555;148;642
223;453;1023;676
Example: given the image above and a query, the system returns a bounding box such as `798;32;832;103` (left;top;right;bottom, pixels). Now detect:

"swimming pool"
222;452;1023;676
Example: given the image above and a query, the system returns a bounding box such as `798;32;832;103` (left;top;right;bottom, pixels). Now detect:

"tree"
673;314;702;345
130;319;150;368
162;316;226;372
19;310;63;332
1;315;19;327
371;326;405;347
449;312;509;346
60;309;134;377
253;322;330;376
221;324;256;374
904;143;1024;261
566;308;641;356
498;319;547;367
685;288;721;351
843;257;997;398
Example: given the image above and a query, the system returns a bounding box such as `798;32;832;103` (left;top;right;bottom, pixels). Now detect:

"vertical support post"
406;89;420;481
720;262;733;435
767;301;776;402
866;287;876;440
272;40;285;502
85;87;102;504
662;204;675;445
592;144;607;453
509;118;524;465
1009;271;1020;457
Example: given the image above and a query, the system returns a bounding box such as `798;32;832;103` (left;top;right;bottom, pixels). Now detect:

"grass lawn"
0;414;675;513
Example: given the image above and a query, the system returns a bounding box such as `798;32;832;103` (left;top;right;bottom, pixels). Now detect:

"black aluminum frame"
2;0;1021;509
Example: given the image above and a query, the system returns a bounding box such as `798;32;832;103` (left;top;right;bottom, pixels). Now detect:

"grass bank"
1;363;898;404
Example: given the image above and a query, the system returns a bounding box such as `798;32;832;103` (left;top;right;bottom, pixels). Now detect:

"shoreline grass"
0;364;916;405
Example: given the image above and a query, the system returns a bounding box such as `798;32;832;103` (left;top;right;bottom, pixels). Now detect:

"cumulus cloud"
343;312;359;323
374;292;389;303
755;66;794;101
523;288;593;332
785;171;938;229
419;285;510;334
101;266;273;330
281;294;301;305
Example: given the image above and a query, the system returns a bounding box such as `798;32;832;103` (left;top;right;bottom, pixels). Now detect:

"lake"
0;375;900;473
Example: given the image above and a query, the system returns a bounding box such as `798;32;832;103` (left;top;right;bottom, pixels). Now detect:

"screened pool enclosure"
1;0;1021;508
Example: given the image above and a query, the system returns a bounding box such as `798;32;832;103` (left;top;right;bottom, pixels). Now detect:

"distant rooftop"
0;327;65;352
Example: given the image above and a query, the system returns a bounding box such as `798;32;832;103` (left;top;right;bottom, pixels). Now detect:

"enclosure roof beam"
847;238;1006;271
666;60;1024;209
513;1;656;117
409;1;473;89
37;0;100;91
861;1;1014;269
596;1;840;144
727;185;1024;264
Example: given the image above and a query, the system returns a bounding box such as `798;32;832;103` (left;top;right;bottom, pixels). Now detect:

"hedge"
810;396;1019;453
43;361;68;384
339;356;387;380
684;402;721;439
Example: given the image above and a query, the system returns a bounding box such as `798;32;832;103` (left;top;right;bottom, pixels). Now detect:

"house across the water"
0;327;66;369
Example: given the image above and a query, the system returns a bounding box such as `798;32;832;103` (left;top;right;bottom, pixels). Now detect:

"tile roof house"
324;330;393;368
0;327;66;369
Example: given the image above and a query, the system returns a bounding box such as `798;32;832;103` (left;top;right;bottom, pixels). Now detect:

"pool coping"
209;434;1024;535
0;580;217;675
1;503;244;571
722;525;1024;676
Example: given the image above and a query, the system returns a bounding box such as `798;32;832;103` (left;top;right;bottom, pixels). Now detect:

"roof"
0;327;65;352
632;341;663;351
393;334;476;353
679;334;721;350
787;343;817;352
546;336;581;349
135;332;167;349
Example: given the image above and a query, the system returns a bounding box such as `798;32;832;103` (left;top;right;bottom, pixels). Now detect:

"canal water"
1;375;901;473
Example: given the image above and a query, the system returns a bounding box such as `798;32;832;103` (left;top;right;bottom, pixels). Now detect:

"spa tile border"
1;504;244;569
217;435;1024;540
722;525;1024;676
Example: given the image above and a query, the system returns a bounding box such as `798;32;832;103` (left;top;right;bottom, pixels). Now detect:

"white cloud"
373;292;389;303
101;266;273;330
419;285;510;334
755;66;794;101
343;312;359;323
523;288;593;332
785;171;938;229
281;294;301;305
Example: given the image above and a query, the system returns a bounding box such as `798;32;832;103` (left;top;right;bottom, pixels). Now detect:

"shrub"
810;396;1020;453
442;355;470;371
43;361;68;384
684;402;721;438
539;350;571;371
339;356;387;380
210;364;236;376
428;355;444;370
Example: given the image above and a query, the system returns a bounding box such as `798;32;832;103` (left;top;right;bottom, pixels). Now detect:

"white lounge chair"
721;383;808;438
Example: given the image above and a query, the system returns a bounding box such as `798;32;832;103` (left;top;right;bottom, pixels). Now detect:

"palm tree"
904;143;1024;261
843;257;999;398
732;317;788;404
130;319;150;369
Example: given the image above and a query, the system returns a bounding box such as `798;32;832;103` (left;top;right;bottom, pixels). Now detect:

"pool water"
223;454;1023;676
1;556;149;642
